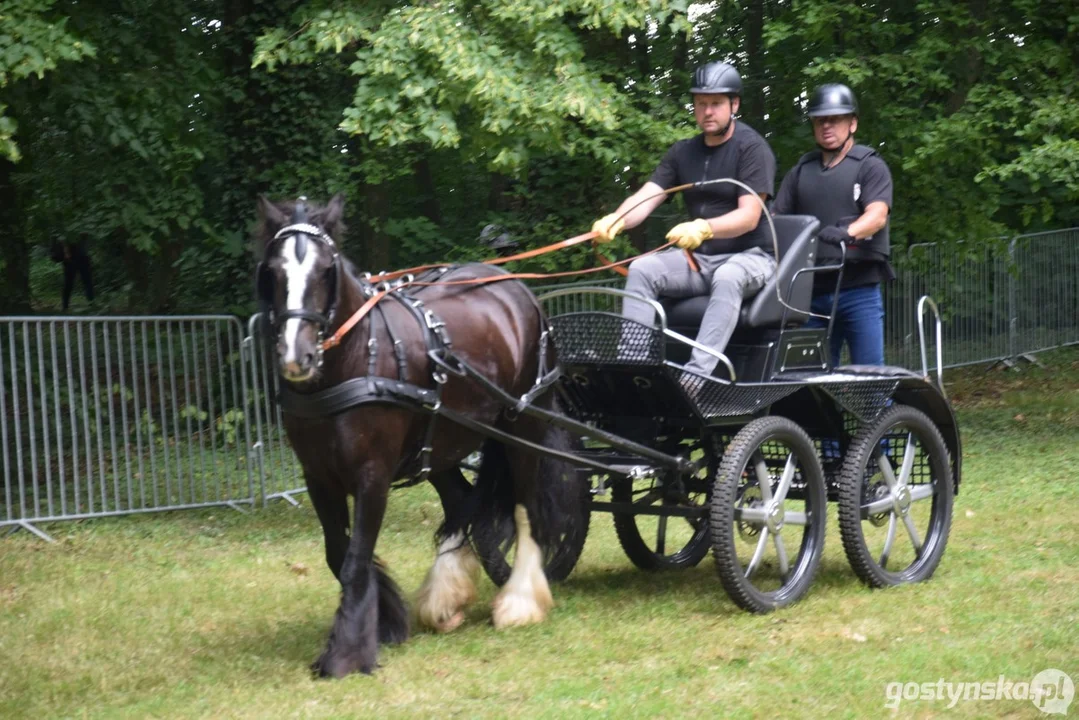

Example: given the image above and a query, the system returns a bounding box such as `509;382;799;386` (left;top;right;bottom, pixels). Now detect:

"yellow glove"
591;213;625;244
666;218;713;250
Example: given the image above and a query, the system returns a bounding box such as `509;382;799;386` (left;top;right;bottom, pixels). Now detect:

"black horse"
255;195;580;678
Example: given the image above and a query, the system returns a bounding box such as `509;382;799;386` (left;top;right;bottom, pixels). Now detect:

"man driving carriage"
590;61;777;376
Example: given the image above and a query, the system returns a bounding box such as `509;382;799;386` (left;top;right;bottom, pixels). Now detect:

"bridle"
258;207;342;368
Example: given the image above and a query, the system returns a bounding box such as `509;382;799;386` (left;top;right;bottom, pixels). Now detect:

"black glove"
817;225;855;247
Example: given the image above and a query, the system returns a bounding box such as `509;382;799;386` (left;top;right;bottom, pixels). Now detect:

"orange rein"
320;237;680;353
321;181;700;352
374;230;599;283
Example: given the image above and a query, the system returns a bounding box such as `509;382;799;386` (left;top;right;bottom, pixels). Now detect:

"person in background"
50;234;95;311
772;83;894;367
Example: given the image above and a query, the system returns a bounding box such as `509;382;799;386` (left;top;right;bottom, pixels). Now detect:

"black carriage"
474;214;959;613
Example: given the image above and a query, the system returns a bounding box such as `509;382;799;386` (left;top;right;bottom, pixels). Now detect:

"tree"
0;0;94;311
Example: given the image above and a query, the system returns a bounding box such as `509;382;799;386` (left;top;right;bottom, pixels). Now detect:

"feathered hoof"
414;540;480;633
491;585;553;629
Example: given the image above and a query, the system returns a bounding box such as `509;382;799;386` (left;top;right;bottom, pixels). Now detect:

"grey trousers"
623;247;777;374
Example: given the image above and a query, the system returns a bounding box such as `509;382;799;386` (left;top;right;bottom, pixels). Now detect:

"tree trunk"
944;0;987;115
0;157;31;313
741;0;766;131
361;183;392;272
487;173;512;212
412;154;442;225
147;240;184;312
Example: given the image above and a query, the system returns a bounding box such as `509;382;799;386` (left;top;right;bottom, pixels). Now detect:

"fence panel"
893;242;1013;370
1011;229;1079;357
1;316;255;536
243;315;305;503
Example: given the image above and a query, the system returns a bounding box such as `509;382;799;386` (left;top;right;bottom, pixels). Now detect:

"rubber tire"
612;436;716;571
711;416;827;613
471;469;591;587
837;404;954;588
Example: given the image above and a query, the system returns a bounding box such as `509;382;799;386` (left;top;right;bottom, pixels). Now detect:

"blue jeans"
806;284;885;367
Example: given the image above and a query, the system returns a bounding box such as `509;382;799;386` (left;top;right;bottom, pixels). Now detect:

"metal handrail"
917;295;944;394
538;285;738;381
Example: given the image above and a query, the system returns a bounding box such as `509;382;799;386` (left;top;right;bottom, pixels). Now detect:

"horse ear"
321;193;346;227
257;194;288;239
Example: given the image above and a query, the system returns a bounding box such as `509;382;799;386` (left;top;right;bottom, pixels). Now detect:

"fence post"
1007;236;1018;366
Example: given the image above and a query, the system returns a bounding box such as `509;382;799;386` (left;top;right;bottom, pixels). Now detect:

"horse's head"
256;194;346;383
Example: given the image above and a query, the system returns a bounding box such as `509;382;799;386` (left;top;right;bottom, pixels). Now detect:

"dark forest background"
2;0;1076;315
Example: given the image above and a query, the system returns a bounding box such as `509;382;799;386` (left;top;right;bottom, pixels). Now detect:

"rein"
321;238;682;353
269;181;717;356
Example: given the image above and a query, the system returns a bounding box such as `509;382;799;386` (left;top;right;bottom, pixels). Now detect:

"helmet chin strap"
705;116;736;143
818;132;854;169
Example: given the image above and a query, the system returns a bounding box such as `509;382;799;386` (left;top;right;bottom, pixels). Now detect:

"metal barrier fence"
3;229;1076;537
883;228;1079;370
243;316;304;505
1;316;255;540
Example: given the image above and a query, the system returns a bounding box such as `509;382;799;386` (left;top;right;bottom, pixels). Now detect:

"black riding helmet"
690;62;742;96
808;83;858;117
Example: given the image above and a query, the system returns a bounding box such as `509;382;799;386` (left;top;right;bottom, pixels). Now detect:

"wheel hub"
867;482;891;526
737;486;762;542
766;501;785;532
894;484;912;516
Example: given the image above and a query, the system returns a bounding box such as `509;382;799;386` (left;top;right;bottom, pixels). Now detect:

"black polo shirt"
648;121;776;254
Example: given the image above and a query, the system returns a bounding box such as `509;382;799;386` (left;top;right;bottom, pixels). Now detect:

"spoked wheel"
470;465;592;587
611;433;719;570
838;404;954;588
712;417;827;613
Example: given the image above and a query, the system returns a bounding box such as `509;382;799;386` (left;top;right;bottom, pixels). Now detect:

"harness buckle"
424;309;452;346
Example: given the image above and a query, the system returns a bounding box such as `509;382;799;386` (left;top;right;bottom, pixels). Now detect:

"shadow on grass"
555;555;864;615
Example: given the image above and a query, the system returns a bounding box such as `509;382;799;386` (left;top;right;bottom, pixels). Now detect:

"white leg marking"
492;504;553;629
280;236;316;364
415;532;480;633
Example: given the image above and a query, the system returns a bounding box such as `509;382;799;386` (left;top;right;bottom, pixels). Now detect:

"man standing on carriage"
590;61;777;376
771;83;894;367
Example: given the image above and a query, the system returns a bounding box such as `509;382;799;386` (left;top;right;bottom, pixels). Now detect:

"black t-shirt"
773;148;893;289
648;122;776;254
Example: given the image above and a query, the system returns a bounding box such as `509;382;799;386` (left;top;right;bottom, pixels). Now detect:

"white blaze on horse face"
281;235;317;364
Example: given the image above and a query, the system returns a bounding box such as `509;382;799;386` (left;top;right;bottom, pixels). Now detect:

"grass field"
2;348;1078;718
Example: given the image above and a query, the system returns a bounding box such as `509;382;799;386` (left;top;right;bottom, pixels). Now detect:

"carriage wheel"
611;434;717;571
837;404;953;588
711;417;827;613
470;466;591;587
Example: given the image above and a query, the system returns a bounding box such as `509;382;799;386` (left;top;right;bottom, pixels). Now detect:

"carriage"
255;196;958;677
471;213;958;613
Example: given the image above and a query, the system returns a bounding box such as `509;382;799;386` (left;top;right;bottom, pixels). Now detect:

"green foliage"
0;0;95;161
5;0;1079;314
215;408;246;446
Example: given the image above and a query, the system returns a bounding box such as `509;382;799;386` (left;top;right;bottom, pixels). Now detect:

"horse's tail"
471;413;589;583
375;557;410;645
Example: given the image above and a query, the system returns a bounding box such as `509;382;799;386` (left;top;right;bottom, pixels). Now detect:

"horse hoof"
414;536;479;633
491;591;549;629
311;652;375;679
437;611;466;633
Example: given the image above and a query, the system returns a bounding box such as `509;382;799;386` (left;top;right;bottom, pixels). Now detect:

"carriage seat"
662;215;821;331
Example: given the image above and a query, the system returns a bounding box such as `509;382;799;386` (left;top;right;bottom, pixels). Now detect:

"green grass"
2;349;1078;718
